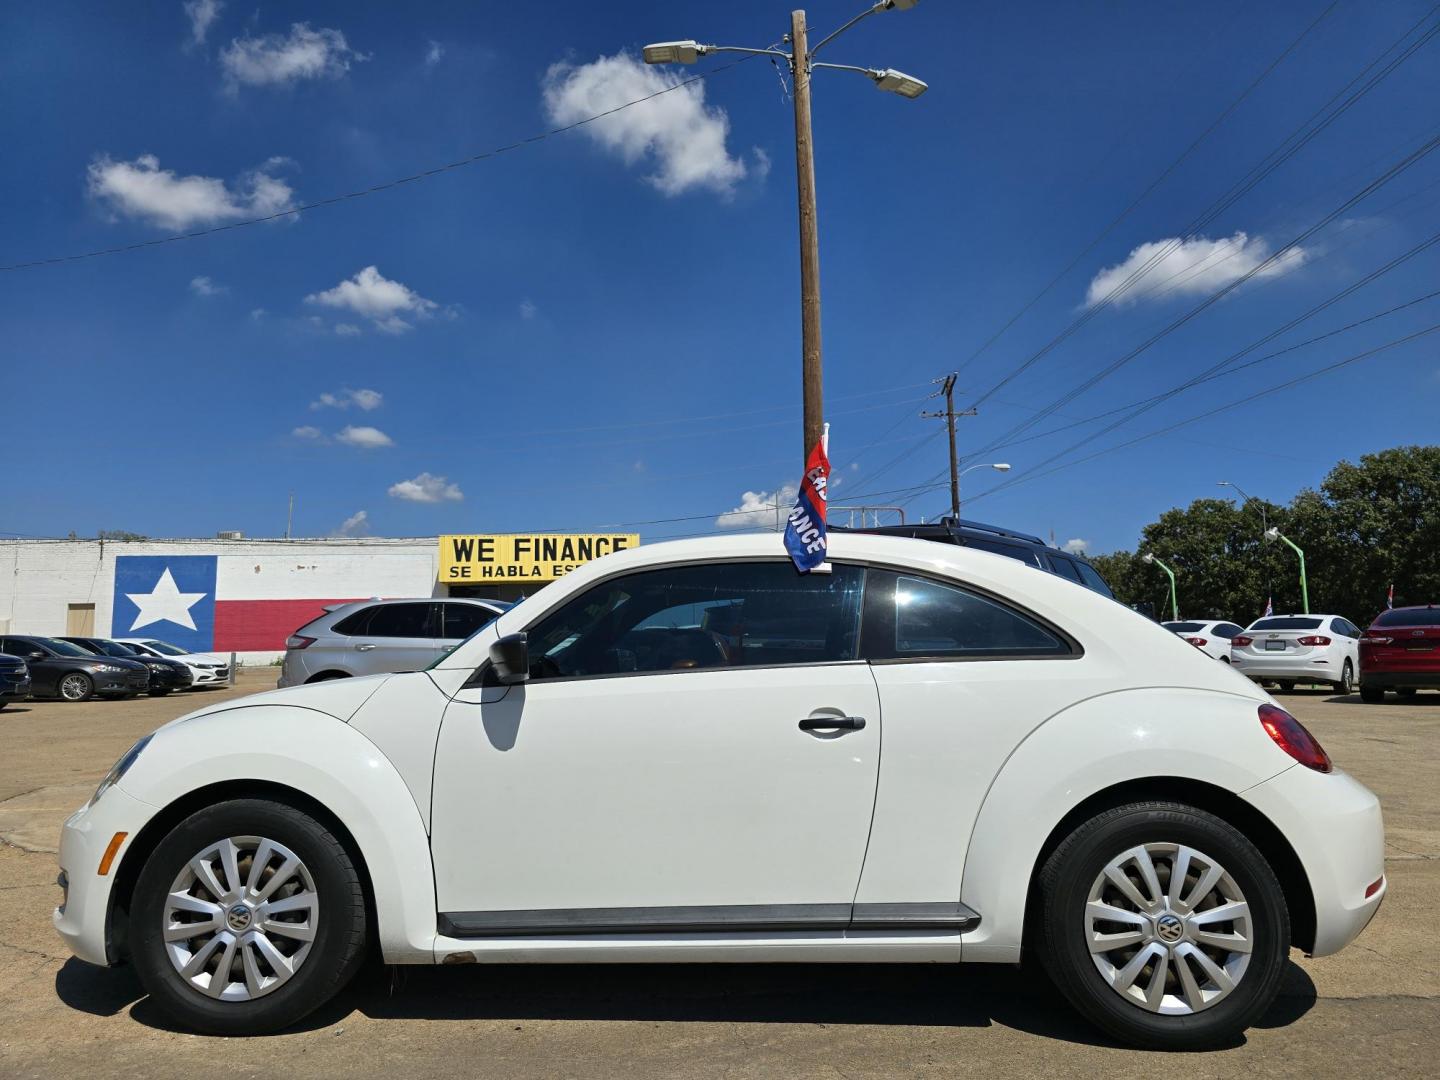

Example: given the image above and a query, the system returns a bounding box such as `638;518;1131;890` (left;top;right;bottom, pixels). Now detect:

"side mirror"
29;651;46;660
488;633;529;685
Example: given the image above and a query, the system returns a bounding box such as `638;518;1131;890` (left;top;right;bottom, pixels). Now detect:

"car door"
853;570;1089;911
430;559;881;932
433;602;500;665
348;602;441;675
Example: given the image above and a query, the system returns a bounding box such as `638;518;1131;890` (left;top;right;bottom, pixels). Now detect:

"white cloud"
189;274;226;296
388;472;463;503
519;299;537;320
1085;232;1308;308
751;146;772;181
335;425;394;449
1061;538;1090;555
424;40;444;67
334;322;363;337
250;307;266;319
716;484;797;531
87;153;294;231
220;22;363;89
305;266;439;334
311;387;383;411
291;425;324;440
541;52;748;197
184;0;224;46
332;510;370;537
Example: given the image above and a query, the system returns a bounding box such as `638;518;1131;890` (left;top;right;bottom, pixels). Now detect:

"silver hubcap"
163;836;319;1001
60;675;89;700
1085;842;1253;1015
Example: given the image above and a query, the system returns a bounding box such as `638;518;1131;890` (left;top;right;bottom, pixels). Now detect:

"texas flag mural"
112;555;360;652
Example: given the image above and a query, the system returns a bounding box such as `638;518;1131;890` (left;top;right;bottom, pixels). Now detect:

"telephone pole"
922;373;975;521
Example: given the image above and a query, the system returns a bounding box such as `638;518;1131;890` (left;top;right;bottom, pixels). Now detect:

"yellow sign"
439;534;640;583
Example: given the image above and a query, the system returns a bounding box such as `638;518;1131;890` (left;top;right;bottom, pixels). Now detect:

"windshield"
1163;622;1207;634
141;640;188;656
93;639;139;657
1250;617;1322;631
1375;608;1440;627
37;637;94;657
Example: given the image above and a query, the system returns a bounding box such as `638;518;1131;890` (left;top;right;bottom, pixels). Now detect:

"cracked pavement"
0;672;1436;1077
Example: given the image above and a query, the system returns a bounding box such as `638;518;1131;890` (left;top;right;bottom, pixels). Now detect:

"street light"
1217;480;1268;535
946;462;1009;522
645;1;926;468
1265;526;1309;615
1142;552;1179;622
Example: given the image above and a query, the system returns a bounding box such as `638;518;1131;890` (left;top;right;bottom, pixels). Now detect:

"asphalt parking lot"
1;671;1436;1078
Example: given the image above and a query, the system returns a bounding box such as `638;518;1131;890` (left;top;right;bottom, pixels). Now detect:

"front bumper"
1;676;32;701
1243;764;1385;957
187;665;229;687
54;785;158;966
92;672;151;696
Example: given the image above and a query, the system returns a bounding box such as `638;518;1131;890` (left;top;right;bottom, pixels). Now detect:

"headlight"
94;664;128;673
92;734;152;805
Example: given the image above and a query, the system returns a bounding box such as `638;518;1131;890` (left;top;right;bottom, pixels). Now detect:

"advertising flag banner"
1262;596;1273;618
1387;583;1394;610
783;438;830;573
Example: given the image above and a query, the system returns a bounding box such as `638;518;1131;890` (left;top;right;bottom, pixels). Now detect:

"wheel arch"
1021;776;1316;954
305;670;353;683
109;779;380;964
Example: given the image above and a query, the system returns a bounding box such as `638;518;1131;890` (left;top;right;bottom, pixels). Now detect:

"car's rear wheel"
1273;680;1295;693
58;672;94;702
131;798;368;1035
1359;683;1385;703
1219;656;1231;664
1336;660;1354;695
1038;801;1289;1050
149;688;172;697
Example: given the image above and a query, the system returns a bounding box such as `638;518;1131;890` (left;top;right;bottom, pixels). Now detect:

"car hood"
159;671;397;729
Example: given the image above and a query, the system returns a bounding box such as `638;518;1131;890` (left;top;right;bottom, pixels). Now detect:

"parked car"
839;517;1115;597
1161;620;1246;662
0;635;150;701
113;638;229;689
58;637;194;696
0;652;32;709
277;597;511;687
1359;604;1440;702
57;534;1383;1049
1230;614;1363;693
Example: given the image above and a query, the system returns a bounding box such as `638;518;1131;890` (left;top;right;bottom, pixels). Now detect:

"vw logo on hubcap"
226;903;253;932
1156;913;1184;943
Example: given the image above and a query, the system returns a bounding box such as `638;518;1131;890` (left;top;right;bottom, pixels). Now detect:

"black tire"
1359;683;1385;704
1219;656;1231;664
148;688;172;697
130;798;368;1035
58;671;94;702
1395;687;1418;699
1037;801;1289;1050
1336;660;1354;695
1273;680;1295;693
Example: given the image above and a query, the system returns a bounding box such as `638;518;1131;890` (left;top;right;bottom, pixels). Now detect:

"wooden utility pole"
922;373;977;521
791;10;825;460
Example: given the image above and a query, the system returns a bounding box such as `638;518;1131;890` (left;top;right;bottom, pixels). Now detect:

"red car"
1359;604;1440;702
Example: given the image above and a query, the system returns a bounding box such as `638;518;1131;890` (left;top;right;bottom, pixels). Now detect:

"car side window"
1213;624;1241;639
962;536;1044;568
523;561;866;681
330;608;375;636
363;603;434;639
441;603;497;641
1046;556;1084;583
862;571;1073;661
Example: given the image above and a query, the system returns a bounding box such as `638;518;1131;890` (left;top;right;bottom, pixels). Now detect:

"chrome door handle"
355;644;377;651
799;715;866;732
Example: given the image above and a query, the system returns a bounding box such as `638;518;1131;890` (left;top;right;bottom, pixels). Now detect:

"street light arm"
809;2;887;56
699;45;793;59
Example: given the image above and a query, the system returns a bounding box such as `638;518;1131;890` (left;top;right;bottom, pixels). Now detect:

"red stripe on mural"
212;599;364;652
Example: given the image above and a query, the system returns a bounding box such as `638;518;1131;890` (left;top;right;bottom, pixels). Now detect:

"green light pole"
1142;552;1179;622
1265;527;1309;614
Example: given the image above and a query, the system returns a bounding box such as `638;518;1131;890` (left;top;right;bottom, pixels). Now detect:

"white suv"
1231;614;1363;693
277;597;510;687
56;535;1383;1049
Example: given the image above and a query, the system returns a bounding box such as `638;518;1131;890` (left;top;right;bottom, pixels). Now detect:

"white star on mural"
126;568;206;632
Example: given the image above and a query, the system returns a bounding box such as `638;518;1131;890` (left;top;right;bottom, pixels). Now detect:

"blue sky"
3;0;1438;555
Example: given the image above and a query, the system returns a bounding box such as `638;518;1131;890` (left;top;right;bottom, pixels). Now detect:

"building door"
66;603;95;635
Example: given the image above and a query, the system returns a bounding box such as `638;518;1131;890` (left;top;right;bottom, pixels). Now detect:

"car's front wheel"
148;688;172;697
130;798;368;1035
1038;801;1289;1050
58;672;93;702
1336;659;1354;695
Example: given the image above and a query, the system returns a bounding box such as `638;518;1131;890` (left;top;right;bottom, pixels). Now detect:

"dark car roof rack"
937;516;1048;547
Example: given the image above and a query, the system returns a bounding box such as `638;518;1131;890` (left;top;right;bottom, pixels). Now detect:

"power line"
0;53;765;273
952;0;1343;380
965;5;1440;412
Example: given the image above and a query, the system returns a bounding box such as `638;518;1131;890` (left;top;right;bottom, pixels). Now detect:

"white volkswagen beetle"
54;534;1384;1048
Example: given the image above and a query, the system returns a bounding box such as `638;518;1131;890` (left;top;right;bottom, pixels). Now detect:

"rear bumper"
1232;655;1339;681
1360;670;1440;689
1243;765;1385;957
54;785;158;967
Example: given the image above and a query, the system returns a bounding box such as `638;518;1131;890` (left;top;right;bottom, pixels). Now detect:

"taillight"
1296;635;1331;646
285;635;316;650
1259;704;1332;772
1185;637;1208;647
1232;635;1253;647
1360;635;1392;645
